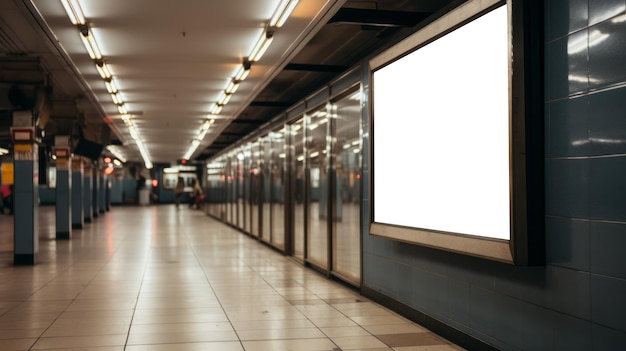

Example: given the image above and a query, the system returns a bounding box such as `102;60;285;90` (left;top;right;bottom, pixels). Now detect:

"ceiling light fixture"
60;0;85;25
234;63;251;81
105;79;118;94
210;103;223;115
217;91;232;106
182;119;215;160
95;60;112;79
78;25;102;60
117;104;127;115
225;79;239;94
270;0;299;27
248;30;274;62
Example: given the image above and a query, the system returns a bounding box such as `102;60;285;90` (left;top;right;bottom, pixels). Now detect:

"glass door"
291;118;305;260
330;89;361;284
306;106;330;269
270;128;286;249
249;141;261;237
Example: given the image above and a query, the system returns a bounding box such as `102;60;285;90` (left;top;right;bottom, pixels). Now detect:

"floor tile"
0;207;465;351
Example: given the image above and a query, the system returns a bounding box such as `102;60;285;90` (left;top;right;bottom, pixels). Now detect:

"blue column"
55;154;71;239
83;160;92;223
71;158;84;229
13;142;38;265
92;167;99;218
99;174;106;213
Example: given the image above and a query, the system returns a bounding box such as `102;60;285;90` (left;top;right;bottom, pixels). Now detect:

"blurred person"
174;177;184;208
1;184;13;215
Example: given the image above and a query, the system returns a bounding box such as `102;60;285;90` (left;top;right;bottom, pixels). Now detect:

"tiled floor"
0;205;465;351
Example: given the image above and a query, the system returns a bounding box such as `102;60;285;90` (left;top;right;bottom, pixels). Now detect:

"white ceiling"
3;0;345;165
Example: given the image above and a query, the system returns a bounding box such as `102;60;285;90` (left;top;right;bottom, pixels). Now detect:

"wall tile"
592;323;626;349
589;87;626;155
521;303;554;351
468;286;496;336
590;274;626;331
589;0;626;26
590;221;626;279
546;96;589;158
546;0;589;41
446;279;470;325
491;293;524;348
552;312;592;350
545;216;590;271
589;17;626;90
413;268;448;317
545;266;591;320
589;156;626;221
547;31;589;101
545;158;589;218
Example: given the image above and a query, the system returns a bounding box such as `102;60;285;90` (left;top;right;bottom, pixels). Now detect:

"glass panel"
243;146;251;233
206;161;224;218
270;128;286;249
236;150;246;229
250;141;260;237
331;90;361;283
225;156;232;224
261;135;272;242
229;155;238;226
292;118;305;260
307;106;329;268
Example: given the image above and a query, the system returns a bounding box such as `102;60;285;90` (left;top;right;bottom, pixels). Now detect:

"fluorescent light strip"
106;145;127;163
248;31;273;61
60;0;85;25
96;61;112;79
105;79;118;93
193;0;297;161
121;115;152;169
79;27;102;60
270;0;299;27
234;64;250;81
62;1;151;169
183;119;214;160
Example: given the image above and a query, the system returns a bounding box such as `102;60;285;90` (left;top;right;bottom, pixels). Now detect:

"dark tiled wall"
361;1;626;349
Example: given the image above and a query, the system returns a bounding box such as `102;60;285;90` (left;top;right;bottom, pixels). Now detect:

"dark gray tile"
590;221;626;279
545;216;590;271
546;96;589;158
591;274;626;331
445;254;497;290
546;33;589;101
468;286;496;335
589;156;626;221
552;312;592;350
545;265;591;320
589;0;626;26
413;268;447;317
589;86;626;155
492;293;524;347
546;0;589;41
589;17;626;90
446;279;470;325
521;303;554;351
545;158;590;219
593;323;626;349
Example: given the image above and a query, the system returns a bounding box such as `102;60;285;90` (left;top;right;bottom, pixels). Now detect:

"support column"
92;166;99;218
71;158;84;229
54;138;71;240
99;173;106;213
11;114;38;265
83;159;92;223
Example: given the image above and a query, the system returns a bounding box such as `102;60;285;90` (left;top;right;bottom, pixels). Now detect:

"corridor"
0;206;463;350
